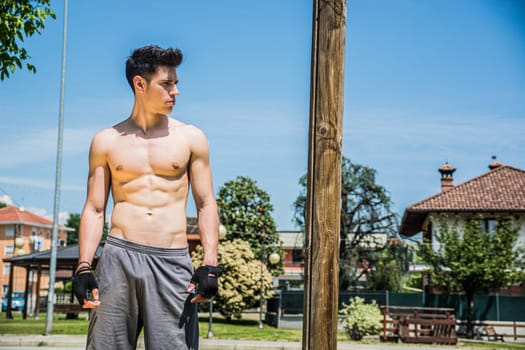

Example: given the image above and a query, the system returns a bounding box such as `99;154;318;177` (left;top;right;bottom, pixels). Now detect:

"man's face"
142;65;179;115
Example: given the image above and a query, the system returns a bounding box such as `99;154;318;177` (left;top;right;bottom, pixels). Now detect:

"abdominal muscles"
109;173;190;248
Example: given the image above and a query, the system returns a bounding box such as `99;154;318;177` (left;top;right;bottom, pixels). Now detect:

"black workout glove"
73;266;99;306
190;265;223;299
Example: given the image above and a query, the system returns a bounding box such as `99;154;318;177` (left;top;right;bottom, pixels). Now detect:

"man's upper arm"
188;126;219;266
78;131;111;263
86;132;111;212
188;127;214;206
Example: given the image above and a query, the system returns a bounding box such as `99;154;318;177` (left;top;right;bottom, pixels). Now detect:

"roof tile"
0;206;53;226
407;165;525;212
401;165;525;236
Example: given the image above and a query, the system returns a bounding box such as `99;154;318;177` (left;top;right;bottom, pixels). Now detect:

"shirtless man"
73;45;220;350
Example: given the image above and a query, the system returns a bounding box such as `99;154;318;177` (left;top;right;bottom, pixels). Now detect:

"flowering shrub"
192;239;274;320
340;296;382;340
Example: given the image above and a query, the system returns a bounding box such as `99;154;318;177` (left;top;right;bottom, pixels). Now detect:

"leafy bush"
340;296;382;340
192;239;274;320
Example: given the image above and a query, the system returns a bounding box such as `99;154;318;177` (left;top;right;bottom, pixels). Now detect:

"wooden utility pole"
303;0;346;349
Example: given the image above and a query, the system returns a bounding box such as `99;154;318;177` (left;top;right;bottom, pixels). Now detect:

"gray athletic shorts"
86;236;199;350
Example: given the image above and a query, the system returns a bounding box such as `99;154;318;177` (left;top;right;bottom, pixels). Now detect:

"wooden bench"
53;303;89;320
380;306;457;345
484;326;504;342
53;303;84;313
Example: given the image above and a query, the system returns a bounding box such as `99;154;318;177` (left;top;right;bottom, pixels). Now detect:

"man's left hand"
187;265;222;303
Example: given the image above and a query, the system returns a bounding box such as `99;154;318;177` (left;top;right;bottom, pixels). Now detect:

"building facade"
0;206;69;298
277;231;304;288
400;159;525;295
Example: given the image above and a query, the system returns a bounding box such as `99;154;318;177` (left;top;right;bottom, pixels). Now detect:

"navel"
116;165;124;171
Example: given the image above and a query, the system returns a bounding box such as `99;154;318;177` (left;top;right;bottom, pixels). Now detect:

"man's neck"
129;105;166;134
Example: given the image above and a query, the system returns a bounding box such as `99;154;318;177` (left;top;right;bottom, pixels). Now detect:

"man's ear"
133;76;146;93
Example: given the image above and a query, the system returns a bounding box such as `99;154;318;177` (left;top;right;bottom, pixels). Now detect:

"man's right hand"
73;267;101;309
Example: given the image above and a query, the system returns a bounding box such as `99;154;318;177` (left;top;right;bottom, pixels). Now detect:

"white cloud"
0;127;96;169
344;110;525;159
58;211;71;225
0;194;13;205
0;176;53;189
22;206;71;225
0;176;83;191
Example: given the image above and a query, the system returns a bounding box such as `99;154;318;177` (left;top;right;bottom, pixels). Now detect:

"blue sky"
0;0;524;231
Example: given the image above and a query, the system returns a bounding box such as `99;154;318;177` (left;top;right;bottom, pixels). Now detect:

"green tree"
366;248;403;292
0;202;7;208
293;157;399;289
191;239;274;321
400;243;424;293
65;212;109;245
420;214;525;338
0;0;56;80
367;237;411;292
217;176;283;276
66;213;80;245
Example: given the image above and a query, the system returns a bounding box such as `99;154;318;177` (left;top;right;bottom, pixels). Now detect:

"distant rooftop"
401;164;525;236
0;206;56;227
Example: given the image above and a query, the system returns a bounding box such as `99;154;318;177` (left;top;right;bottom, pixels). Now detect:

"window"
5;225;14;237
292;249;303;264
4;245;14;256
3;265;10;276
481;218;497;234
35;236;43;252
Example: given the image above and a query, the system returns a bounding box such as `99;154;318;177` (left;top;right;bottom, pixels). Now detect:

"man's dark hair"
125;45;183;92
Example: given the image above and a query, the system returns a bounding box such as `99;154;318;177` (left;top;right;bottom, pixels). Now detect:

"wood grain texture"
303;0;347;349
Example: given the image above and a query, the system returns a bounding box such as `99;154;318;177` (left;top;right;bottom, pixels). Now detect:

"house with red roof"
400;158;525;295
0;206;70;299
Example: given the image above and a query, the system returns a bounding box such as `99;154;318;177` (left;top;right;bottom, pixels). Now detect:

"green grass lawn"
199;314;304;341
458;343;525;350
0;313;89;335
0;313;304;341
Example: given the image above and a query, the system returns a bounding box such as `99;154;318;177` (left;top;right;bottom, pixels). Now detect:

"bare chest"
107;135;191;180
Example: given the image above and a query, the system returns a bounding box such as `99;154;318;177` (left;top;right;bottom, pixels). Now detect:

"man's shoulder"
169;118;205;137
89;126;120;153
92;127;118;142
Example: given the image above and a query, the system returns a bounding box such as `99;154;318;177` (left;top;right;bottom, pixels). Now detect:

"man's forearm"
197;203;219;266
78;208;105;264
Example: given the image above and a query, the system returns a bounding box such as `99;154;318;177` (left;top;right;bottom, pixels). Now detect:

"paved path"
0;335;500;350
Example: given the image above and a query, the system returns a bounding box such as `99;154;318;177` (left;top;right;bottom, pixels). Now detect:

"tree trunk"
466;292;475;339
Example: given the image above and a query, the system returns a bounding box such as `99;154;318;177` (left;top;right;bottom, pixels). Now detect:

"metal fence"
279;290;525;322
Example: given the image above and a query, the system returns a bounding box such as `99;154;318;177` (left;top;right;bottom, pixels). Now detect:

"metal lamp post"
45;0;68;335
207;299;214;338
207;224;227;338
258;234;265;329
258;233;280;329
